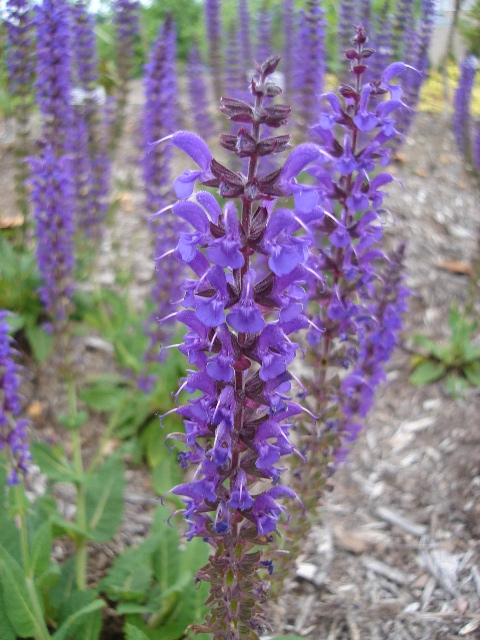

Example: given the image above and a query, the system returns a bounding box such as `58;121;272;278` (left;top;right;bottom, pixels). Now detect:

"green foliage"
100;505;210;640
460;0;480;57
409;303;480;392
80;287;186;442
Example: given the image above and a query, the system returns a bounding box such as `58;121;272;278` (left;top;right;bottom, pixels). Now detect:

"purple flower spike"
0;312;31;484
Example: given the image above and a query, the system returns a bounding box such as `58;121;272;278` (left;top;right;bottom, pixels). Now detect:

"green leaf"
48;557;77;615
50;514;90;541
464;361;480;386
24;323;53;363
58;410;88;431
0;583;16;640
150;506;180;589
52;597;104;640
31;442;78;483
0;545;38;638
85;454;125;541
125;623;151;640
445;375;470;397
141;419;169;468
151;458;182;506
409;360;446;385
80;382;130;412
99;544;153;603
30;520;52;578
118;603;152;615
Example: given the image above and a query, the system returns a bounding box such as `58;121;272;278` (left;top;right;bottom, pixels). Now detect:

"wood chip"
361;556;411;586
434;260;473;276
471;565;480;598
420;547;460;597
294;594;315;633
0;215;24;228
376;506;428;538
459;619;480;636
346;611;361;640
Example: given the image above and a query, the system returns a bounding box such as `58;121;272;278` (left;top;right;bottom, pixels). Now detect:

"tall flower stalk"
109;0;140;153
0;312;31;486
160;57;318;639
204;0;223;101
5;0;35;227
142;17;181;366
187;43;215;140
279;26;411;557
71;0;110;237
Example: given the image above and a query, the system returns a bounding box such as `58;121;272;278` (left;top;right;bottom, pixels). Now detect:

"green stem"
68;381;88;591
15;484;52;640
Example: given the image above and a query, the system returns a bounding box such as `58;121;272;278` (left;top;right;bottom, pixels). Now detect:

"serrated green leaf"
31;442;78;483
53;596;104;640
0;583;16;640
0;545;38;638
48;557;77;615
85;454;124;541
80;382;130;412
30;520;52;578
99;544;153;602
464;345;480;364
50;514;90;541
125;623;151;640
24;323;53;363
409;360;446;385
141;419;168;468
151;506;180;589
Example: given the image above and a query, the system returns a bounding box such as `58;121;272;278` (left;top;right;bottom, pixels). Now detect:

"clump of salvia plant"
204;0;223;101
187;43;216;140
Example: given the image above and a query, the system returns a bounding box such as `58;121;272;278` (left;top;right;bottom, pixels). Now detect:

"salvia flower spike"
160;55;324;639
0;312;31;485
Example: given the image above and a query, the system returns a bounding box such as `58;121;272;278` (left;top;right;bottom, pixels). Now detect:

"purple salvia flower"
338;0;357;72
6;0;34;97
0;312;31;485
143;17;182;361
109;0;140;152
160;56;316;637
473;122;480;172
256;5;273;69
337;246;408;458
5;0;35;219
282;0;295;99
300;0;326;129
238;0;253;71
224;25;245;102
186;44;216;140
394;0;435;140
204;0;223;100
29;147;75;325
453;55;477;164
34;0;73;147
71;0;99;91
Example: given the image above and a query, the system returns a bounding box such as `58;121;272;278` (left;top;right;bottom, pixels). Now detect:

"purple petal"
281;143;321;183
172;130;213;170
173;201;209;232
173;169;203;199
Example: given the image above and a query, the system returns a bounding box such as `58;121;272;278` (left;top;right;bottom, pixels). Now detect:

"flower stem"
15;484;52;640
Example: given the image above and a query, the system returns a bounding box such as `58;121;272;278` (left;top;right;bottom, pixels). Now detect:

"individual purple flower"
0;312;32;485
29;147;75;325
186;44;215;139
